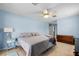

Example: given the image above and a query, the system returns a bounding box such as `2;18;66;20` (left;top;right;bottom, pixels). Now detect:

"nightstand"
5;39;16;49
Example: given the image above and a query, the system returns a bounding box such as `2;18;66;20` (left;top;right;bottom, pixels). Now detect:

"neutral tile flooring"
0;42;74;56
0;47;26;56
42;42;74;56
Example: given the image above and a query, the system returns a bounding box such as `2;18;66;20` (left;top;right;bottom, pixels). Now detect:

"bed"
17;32;56;56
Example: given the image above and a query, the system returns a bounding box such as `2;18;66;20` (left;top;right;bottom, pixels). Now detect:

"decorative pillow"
35;32;40;36
31;32;40;36
25;33;32;37
19;32;41;38
19;32;32;38
31;32;35;36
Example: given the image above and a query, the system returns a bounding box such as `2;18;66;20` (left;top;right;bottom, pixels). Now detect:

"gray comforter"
18;36;54;56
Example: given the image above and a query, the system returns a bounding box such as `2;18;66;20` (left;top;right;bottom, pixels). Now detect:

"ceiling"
0;3;79;23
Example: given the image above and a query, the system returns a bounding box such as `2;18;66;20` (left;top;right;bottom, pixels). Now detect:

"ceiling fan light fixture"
43;14;49;18
43;9;48;14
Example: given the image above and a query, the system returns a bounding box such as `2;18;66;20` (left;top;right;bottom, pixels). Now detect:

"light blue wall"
57;16;79;38
0;10;49;37
0;10;6;28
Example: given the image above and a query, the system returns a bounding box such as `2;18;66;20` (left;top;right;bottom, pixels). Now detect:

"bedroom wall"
0;10;5;28
57;16;79;38
0;10;49;37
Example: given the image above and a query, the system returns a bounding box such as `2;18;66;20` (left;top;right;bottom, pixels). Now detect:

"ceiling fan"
32;3;56;18
41;9;56;18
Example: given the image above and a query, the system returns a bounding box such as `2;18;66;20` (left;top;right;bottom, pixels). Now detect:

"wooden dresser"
57;35;74;44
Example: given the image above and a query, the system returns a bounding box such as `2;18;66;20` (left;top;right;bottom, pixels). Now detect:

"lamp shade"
4;27;13;32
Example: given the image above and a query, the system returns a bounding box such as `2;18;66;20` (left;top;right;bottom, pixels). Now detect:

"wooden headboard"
57;35;74;44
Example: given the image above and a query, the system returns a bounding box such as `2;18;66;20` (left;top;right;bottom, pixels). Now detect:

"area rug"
6;51;18;56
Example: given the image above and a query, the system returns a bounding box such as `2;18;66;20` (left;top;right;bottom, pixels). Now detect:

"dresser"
57;35;74;44
0;32;16;50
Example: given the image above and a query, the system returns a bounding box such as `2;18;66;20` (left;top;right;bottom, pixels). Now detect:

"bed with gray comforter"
18;33;55;56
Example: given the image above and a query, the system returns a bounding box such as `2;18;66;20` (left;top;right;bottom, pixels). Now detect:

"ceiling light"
43;9;48;14
43;14;49;18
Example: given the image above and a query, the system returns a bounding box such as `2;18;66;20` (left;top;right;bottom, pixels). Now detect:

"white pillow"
19;32;32;38
31;32;40;36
